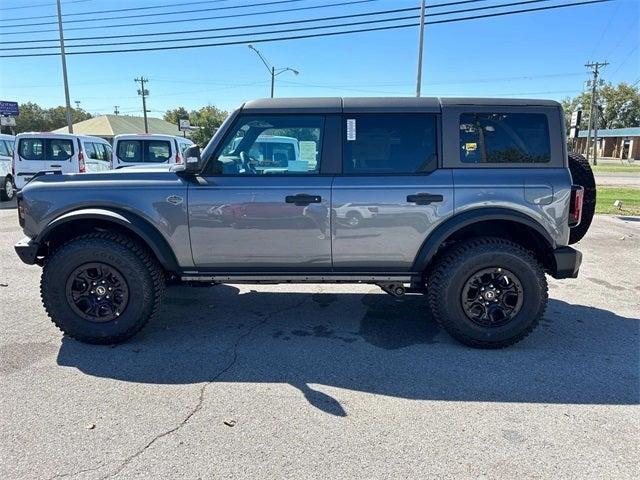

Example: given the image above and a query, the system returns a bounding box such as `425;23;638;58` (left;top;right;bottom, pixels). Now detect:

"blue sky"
0;0;638;117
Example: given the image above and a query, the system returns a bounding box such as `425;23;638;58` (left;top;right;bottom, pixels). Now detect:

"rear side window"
85;142;98;159
48;139;73;160
343;114;438;174
19;138;44;160
0;141;8;157
117;139;171;163
460;113;550;164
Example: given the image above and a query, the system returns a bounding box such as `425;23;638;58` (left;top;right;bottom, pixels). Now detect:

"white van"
112;134;193;169
13;133;113;190
0;133;15;201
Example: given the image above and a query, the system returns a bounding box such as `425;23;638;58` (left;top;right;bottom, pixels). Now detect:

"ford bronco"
14;97;595;348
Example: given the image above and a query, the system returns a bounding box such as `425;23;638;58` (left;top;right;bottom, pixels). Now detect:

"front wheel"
427;237;548;349
41;232;165;344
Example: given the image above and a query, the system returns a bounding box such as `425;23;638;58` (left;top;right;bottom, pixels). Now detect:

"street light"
248;44;299;98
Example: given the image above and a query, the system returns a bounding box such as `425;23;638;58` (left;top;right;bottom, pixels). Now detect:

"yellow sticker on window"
465;142;477;152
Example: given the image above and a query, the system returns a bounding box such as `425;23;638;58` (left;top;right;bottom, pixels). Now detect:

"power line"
0;0;92;12
0;0;313;28
0;0;610;58
0;0;234;21
0;0;380;33
3;1;488;45
1;1;562;52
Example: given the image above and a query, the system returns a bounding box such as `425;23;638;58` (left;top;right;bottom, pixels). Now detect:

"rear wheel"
0;176;14;201
41;232;165;344
427;237;548;349
568;152;596;244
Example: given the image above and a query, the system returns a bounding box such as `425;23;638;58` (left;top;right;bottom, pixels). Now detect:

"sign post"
0;101;19;134
178;118;191;137
569;110;582;150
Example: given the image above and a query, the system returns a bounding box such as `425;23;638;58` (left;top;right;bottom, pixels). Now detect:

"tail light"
175;152;182;164
569;185;584;227
78;150;86;173
12;149;16;176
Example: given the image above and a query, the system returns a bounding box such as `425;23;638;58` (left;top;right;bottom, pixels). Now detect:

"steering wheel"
239;151;257;174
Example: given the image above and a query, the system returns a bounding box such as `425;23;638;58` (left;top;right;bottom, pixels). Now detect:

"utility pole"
135;76;149;133
113;106;120;115
584;61;608;166
415;0;426;97
56;0;73;133
247;44;298;98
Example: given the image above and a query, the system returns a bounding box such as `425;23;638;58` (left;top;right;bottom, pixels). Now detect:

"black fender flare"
412;207;555;272
36;208;180;271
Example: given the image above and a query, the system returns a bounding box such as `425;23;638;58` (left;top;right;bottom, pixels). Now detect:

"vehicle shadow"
0;198;16;210
56;285;640;416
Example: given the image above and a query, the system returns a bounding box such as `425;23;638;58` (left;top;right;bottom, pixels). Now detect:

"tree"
561;82;640;131
11;102;92;134
164;105;228;146
163;107;189;126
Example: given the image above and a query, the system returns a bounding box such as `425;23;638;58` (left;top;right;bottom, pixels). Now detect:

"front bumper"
15;237;40;265
551;246;582;279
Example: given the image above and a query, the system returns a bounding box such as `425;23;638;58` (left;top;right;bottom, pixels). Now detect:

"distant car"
13;133;113;191
227;134;307;173
0;133;15;201
112;134;193;169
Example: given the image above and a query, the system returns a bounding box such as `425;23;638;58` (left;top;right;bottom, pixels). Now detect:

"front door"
189;114;333;270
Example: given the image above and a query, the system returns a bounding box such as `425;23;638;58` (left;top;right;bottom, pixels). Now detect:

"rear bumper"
15;237;39;265
552;246;582;279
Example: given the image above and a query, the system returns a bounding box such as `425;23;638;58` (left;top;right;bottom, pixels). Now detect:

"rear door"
332;110;454;271
15;137;75;187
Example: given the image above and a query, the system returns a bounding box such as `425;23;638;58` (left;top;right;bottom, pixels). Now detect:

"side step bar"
180;274;417;284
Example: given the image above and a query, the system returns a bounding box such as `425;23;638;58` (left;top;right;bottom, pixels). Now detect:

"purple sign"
0;101;19;116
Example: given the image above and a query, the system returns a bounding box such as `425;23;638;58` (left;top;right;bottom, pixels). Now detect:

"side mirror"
183;145;202;173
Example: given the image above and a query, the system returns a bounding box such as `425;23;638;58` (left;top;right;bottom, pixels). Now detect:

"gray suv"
14;97;595;349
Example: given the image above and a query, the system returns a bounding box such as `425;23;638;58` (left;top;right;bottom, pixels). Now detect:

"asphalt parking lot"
1;205;638;479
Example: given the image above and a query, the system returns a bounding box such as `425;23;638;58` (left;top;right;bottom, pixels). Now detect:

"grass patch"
596;187;640;215
592;163;640;174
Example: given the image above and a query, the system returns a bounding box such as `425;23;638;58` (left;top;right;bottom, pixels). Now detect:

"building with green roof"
53;115;181;140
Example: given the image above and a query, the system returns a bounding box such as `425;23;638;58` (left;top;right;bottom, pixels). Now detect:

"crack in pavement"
100;295;310;479
47;465;104;480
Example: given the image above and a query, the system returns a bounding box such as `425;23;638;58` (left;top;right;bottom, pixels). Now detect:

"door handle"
406;193;443;205
285;194;322;206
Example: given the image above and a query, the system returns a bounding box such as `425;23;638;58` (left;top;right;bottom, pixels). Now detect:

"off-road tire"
568;152;596;244
0;176;14;201
427;237;548;349
41;232;165;344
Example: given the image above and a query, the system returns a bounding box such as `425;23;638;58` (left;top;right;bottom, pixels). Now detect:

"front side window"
343;114;438;174
3;140;14;156
214;115;323;175
460;113;551;164
18;138;44;160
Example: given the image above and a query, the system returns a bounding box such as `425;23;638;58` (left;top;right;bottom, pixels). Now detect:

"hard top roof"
241;97;560;113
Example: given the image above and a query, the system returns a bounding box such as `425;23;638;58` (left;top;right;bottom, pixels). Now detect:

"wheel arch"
35;208;180;272
413;208;557;274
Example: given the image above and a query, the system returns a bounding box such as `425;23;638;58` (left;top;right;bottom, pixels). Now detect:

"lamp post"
248;44;299;98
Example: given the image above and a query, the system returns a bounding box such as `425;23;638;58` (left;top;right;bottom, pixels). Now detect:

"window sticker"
346;119;356;141
465;142;477;152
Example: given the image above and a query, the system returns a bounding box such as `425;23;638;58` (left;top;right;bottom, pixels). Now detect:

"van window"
343;114;438;174
0;141;8;157
117;139;171;163
87;142;107;161
85;143;97;159
18;138;44;160
460;113;551;163
3;140;14;156
48;139;73;160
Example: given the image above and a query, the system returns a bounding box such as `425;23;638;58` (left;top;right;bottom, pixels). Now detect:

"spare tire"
568;152;596;244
